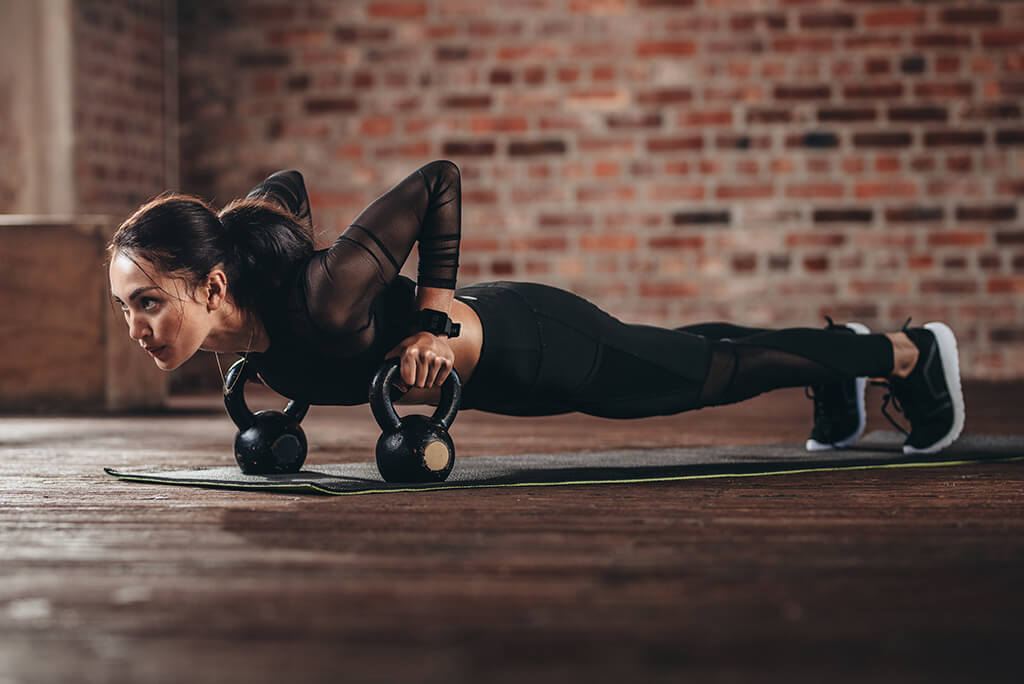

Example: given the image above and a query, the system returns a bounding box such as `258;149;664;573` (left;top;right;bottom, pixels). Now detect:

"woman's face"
109;251;211;371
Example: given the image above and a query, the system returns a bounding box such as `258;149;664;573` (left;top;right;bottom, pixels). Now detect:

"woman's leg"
475;283;895;419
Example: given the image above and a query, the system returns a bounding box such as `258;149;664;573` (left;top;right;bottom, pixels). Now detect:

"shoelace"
804;385;834;430
803;315;843;432
872;379;908;437
873;316;916;437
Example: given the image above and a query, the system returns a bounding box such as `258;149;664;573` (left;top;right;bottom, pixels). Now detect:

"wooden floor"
2;381;1023;683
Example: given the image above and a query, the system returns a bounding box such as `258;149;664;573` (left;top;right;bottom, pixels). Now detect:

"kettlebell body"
224;359;310;475
370;358;461;483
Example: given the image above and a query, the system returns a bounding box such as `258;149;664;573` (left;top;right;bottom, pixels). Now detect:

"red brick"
509;139;567;156
844;35;903;51
374;141;431;158
525;261;552;276
461;238;500;251
367;2;427;19
802;255;829;272
640;282;700;297
593;161;621;178
875;156;901;173
942;7;1000;24
305;98;358;114
996;179;1024;196
442;94;491;109
498;43;560;60
592;64;616;81
636;40;697;57
786;233;846;248
915;82;974;99
359;116;394;136
772;37;835;53
569;0;627;13
680;110;733;127
566;89;629;110
943;256;969;270
649;236;705;250
921;280;979;295
469;116;528;133
927;232;988;247
581;235;638;250
646;136;703;153
850;280;910;296
914;33;973;49
491;259;515;276
523;66;546;84
508;236;569;251
924;130;986;147
855;181;917;199
538;213;593;228
818;107;876;123
983;30;1024;49
716;184;773;200
462;190;498;205
577;185;636;202
728;253;756;273
908;254;934;270
442;140;496;156
606;113;663;129
649;184;705;201
844;83;903;99
786;183;845;199
638;0;695;7
775;85;831;100
863;9;926;28
268;28;327;46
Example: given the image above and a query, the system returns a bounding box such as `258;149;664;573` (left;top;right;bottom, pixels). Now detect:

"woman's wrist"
416;285;454;315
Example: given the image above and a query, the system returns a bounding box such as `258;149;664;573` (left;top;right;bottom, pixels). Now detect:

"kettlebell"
369;357;462;483
224;358;310;475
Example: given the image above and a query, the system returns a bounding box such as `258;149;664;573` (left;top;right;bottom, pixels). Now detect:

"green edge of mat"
104;454;1024;496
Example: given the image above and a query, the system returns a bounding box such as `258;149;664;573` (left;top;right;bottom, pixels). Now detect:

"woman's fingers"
402;347;453;388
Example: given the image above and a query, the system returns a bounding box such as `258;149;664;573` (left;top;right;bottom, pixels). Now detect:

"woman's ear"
205;269;229;311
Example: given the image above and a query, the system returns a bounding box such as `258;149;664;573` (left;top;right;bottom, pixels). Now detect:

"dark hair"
108;193;314;315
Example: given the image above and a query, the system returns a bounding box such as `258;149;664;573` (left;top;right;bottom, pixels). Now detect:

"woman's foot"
878;322;966;454
805;321;870;451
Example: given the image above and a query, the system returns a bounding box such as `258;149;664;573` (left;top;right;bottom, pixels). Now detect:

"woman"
108;160;964;455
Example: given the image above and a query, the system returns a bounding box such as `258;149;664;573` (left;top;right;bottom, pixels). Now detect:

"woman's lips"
145;345;168;359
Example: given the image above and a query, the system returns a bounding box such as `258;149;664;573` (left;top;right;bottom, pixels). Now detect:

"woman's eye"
140;297;159;311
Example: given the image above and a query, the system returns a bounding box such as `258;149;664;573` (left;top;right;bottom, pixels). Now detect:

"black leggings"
455;281;894;418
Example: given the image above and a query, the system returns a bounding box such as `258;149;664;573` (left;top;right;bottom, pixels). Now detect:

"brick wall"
178;0;1024;380
74;0;172;215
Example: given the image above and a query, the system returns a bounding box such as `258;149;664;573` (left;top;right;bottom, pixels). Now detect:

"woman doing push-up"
107;161;965;455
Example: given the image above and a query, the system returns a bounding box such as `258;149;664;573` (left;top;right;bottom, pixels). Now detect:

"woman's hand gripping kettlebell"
384;331;455;393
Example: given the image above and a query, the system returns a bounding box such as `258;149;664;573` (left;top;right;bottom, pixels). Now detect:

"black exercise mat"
104;431;1024;496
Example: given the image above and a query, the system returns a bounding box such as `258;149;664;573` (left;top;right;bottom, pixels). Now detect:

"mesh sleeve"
246;169;314;233
303;160;462;351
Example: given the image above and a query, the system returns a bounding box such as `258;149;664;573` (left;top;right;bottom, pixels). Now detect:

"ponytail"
217;198;315;313
108;193;314;316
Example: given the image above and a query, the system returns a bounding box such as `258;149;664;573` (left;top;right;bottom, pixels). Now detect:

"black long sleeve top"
241;161;462;405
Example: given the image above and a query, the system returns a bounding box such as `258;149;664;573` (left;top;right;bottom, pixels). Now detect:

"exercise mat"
104;431;1024;496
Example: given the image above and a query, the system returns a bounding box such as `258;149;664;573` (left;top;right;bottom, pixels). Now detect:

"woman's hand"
384;332;455;392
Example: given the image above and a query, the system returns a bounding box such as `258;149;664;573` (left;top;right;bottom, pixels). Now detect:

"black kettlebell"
369;357;462;483
224;358;310;475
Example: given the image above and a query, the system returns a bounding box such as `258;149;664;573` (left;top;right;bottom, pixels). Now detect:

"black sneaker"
805;320;871;451
877;321;965;454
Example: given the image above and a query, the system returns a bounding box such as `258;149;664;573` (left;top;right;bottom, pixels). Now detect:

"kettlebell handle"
224;358;310;430
369;357;462;433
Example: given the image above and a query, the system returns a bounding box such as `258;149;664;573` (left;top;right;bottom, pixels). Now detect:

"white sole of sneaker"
903;321;966;455
805;322;871;451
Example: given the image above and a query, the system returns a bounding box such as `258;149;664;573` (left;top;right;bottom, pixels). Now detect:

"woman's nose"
127;314;149;341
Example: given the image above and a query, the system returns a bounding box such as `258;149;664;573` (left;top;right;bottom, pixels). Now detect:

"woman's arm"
246;169;313;233
304;160;462;353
